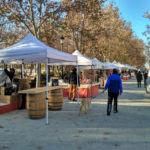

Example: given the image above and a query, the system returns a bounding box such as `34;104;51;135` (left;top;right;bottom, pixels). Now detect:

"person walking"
104;69;123;116
136;70;143;88
144;71;148;88
68;68;80;102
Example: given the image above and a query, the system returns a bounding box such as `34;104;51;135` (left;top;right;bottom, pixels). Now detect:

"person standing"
104;69;123;116
68;68;80;102
4;64;15;82
136;70;143;88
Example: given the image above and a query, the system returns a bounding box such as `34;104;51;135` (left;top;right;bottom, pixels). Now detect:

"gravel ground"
0;78;150;150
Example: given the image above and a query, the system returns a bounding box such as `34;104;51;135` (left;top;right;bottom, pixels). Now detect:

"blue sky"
112;0;150;44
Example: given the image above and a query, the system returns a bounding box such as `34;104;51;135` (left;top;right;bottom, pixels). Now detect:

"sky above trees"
114;0;150;44
0;0;147;67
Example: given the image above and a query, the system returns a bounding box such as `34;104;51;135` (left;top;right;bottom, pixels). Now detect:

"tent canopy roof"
49;50;95;66
72;50;94;66
93;58;103;69
103;61;120;69
0;34;77;64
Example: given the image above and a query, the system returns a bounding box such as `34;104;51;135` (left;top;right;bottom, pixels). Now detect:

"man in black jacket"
68;68;80;101
4;64;15;82
144;71;148;88
136;70;143;88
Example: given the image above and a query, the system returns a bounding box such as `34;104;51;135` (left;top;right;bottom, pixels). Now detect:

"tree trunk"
29;64;34;75
36;64;41;87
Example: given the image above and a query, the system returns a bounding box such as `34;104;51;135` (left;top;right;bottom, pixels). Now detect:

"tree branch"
29;0;37;37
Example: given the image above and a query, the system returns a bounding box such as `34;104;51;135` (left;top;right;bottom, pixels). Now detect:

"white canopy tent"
0;34;77;64
103;61;119;70
124;64;137;70
71;50;97;71
72;50;94;66
112;61;125;69
76;58;103;70
0;34;77;124
130;66;137;70
93;58;104;69
48;50;96;67
112;61;137;70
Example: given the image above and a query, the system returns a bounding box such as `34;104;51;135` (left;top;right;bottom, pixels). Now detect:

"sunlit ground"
123;89;145;94
92;99;150;106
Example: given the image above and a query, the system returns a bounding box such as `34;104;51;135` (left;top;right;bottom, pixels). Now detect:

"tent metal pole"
45;58;49;125
77;62;79;101
91;65;92;100
21;59;24;79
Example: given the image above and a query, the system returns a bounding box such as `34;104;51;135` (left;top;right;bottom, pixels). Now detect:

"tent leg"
77;64;79;101
91;66;93;100
45;59;49;125
21;59;24;79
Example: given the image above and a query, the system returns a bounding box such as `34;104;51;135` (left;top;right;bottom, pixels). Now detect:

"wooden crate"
0;94;21;104
1;87;6;95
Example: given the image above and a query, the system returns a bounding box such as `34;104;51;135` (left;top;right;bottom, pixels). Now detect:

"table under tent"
0;34;77;124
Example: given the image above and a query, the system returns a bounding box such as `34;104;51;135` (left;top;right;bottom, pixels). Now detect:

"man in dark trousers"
104;69;123;116
144;71;148;88
136;70;143;88
68;68;80;102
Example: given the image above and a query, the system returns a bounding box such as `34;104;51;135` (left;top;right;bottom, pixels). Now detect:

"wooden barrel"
27;93;46;119
48;89;63;110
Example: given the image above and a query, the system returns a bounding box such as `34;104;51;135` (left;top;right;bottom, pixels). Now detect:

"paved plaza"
0;78;150;150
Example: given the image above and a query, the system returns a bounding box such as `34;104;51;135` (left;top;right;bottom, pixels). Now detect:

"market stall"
0;34;77;124
72;50;100;98
50;50;100;99
50;50;101;98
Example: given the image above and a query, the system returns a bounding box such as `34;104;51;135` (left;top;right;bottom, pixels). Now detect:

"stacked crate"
0;87;20;104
